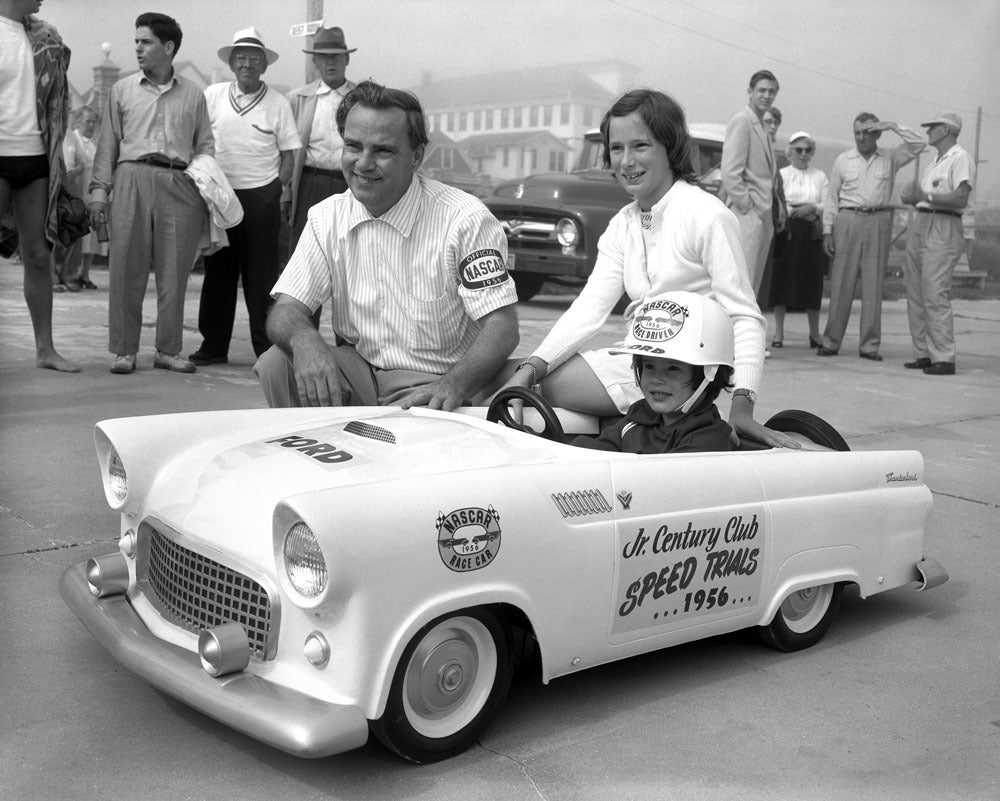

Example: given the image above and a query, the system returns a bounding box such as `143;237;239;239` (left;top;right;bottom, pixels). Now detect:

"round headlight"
283;523;328;598
108;447;128;503
555;218;579;248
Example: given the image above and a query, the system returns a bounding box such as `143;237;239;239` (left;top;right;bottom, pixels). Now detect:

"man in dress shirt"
88;12;213;374
720;70;782;294
255;81;519;410
285;26;357;251
189;27;301;366
817;113;924;360
899;112;975;376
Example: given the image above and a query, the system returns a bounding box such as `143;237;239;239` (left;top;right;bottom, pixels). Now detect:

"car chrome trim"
915;557;949;592
136;519;281;661
551;489;613;518
59;561;368;758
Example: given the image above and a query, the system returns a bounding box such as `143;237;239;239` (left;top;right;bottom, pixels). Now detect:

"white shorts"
580;347;642;413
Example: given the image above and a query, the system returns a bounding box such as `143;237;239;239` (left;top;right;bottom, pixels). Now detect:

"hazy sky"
41;0;1000;202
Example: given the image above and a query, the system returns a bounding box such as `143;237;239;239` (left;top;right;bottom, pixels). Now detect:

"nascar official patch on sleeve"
459;248;509;290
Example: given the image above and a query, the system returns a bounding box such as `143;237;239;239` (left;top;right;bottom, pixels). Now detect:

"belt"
134;155;188;171
917;207;962;219
839;206;888;214
303;166;345;179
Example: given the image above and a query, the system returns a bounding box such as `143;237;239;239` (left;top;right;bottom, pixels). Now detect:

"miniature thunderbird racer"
60;391;948;763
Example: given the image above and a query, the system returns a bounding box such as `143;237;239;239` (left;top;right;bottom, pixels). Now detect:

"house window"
525;149;536;172
549;151;566;172
529;107;538;127
513;107;523;128
560;104;570;125
502;148;510;168
544;106;553;126
474;110;482;130
442;149;454;170
500;109;509;129
459;113;467;132
486;109;494;130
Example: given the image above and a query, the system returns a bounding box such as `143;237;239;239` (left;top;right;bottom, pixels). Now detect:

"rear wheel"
371;608;514;763
765;410;850;451
757;582;844;652
512;273;545;302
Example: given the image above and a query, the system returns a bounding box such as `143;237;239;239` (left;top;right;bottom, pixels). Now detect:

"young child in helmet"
572;291;736;453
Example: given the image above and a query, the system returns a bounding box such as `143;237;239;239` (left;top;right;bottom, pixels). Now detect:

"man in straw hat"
285;26;357;254
188;26;301;366
900;112;975;376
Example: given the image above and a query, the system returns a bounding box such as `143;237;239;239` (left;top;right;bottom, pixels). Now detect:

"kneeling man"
256;81;519;410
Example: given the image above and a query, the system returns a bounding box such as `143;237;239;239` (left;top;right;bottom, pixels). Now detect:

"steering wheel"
486;386;565;442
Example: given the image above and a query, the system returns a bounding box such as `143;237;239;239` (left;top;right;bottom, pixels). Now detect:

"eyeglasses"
792;147;814;154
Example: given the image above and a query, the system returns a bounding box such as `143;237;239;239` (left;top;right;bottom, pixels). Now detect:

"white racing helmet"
610;291;735;413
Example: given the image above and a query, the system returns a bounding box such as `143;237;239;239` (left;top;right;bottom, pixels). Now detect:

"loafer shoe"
923;361;955;376
809;336;823;349
904;357;932;369
110;354;136;374
154;351;196;373
816;346;838;356
188;350;228;366
859;352;883;361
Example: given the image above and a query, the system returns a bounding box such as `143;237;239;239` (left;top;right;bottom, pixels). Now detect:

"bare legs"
2;176;80;372
772;306;821;346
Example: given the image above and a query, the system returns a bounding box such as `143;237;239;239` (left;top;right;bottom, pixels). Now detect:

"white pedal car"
60;389;947;763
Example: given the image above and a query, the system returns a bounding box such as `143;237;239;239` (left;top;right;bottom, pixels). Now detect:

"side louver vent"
551;489;612;518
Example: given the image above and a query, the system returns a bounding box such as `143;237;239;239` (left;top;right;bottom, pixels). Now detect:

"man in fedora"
188;26;301;366
900;112;975;376
285;26;357;253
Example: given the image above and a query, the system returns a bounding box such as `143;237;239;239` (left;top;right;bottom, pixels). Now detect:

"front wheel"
371;608;514;763
757;582;844;652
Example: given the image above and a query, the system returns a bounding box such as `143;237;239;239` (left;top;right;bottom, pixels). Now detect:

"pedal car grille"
144;528;273;659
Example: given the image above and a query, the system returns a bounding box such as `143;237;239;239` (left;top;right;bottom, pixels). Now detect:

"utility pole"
305;0;324;83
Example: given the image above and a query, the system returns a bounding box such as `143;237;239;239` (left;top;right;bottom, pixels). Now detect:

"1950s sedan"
60;391;947;763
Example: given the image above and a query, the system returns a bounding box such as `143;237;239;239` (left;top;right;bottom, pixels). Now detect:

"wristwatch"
732;388;756;404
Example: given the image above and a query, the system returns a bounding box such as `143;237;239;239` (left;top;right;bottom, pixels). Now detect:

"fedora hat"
302;26;356;55
218;26;279;66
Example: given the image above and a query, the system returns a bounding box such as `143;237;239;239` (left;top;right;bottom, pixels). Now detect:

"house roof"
412;64;618;109
459;130;572;158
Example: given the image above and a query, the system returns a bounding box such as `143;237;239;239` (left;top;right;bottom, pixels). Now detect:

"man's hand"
291;336;346;406
822;232;835;258
899;183;921;206
86;200;108;229
388;378;466;411
280;200;292;223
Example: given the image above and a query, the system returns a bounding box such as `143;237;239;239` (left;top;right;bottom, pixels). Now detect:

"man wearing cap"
285;26;356;252
720;69;783;294
88;12;213;375
188;27;301;365
899;112;975;376
255;81;519;411
817;113;924;361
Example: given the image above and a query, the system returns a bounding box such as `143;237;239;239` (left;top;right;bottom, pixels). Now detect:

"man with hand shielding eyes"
817;113;924;361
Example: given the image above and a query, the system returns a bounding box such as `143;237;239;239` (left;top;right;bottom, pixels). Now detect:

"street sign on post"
290;20;323;37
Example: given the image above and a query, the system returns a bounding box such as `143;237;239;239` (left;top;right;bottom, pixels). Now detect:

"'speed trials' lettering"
265;435;353;463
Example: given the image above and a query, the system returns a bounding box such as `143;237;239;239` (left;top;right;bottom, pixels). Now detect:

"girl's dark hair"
599;89;697;184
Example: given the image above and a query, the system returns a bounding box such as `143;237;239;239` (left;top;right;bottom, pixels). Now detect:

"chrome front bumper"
59;560;368;758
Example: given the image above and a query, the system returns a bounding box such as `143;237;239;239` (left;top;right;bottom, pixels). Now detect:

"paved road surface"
1;260;998;800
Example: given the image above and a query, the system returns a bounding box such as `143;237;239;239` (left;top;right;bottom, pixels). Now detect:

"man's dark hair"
768;106;782;125
336;80;429;151
854;111;880;126
749;69;779;90
135;12;182;55
599;89;697;184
